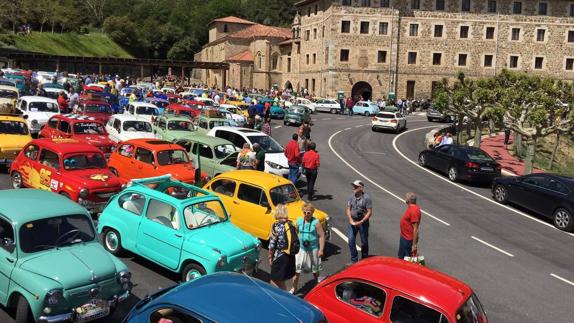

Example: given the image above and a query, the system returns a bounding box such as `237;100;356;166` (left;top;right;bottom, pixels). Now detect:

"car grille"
66;277;116;300
95;192;116;199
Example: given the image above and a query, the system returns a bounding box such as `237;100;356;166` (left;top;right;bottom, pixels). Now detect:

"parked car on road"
106;115;156;143
163;103;201;119
314;98;341;114
124;102;160;122
16;96;59;135
492;173;574;231
284;105;312;126
75;99;113;124
286;97;316;113
0;114;31;166
98;175;260;282
175;135;238;178
0;84;19;107
0;189;131;323
196;115;235;135
152;115;197;142
371;111;407;133
427;107;453;122
353;101;380;117
305;256;488;323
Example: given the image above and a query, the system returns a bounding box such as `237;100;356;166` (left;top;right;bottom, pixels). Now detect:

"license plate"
289;119;297;122
76;299;110;323
481;167;494;171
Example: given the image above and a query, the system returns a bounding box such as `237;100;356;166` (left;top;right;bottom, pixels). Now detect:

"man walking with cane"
346;180;372;264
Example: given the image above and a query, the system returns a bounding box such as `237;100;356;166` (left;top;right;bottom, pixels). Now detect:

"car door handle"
233;201;239;205
174;233;182;238
6;257;14;263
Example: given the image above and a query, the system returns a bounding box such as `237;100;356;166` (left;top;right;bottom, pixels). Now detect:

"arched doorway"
351;81;372;101
284;81;293;90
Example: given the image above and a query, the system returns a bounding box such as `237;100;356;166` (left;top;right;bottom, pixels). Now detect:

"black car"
492;174;574;231
418;144;501;183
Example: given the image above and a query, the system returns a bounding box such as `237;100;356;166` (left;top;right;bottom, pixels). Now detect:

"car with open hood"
0;113;32;166
16;96;60;135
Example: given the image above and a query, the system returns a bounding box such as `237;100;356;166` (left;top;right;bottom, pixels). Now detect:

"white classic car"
106;114;156;143
16;96;60;135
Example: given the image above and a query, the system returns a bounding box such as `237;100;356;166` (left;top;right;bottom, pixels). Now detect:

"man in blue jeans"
346;180;373;263
284;133;301;184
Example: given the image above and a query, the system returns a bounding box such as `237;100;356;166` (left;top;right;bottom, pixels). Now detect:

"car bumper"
38;290;130;323
268;167;290;177
464;170;501;183
77;198;109;214
372;123;398;130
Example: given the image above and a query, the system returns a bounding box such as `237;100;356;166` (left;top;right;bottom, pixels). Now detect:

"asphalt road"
0;113;572;322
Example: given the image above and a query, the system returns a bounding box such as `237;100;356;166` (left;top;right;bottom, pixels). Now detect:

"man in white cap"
346;180;372;263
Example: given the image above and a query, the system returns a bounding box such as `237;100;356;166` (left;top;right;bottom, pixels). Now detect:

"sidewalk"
480;133;543;176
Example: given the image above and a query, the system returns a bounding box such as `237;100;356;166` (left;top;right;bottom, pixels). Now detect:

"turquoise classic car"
152;115;197;142
97;175;260;282
175;135;239;178
284;105;312;126
0;189;131;323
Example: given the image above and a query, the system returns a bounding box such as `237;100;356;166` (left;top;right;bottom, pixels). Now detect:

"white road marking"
344;127;352;130
471;236;514;257
392;126;574;237
328;129;451;226
550;273;574;287
363;152;386;155
273;125;282;129
337;117;345;120
332;226;361;251
355;125;363;128
322;118;332;120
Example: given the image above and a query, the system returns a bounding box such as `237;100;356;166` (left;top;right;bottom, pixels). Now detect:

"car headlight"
255;241;262;252
45;289;64;306
79;188;89;198
117;270;132;284
265;161;282;169
216;255;227;268
31;119;38;126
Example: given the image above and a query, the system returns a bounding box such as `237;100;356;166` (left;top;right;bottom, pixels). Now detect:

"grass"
516;134;574;177
2;32;133;58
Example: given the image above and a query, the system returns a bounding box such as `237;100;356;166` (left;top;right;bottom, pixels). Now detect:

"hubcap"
449;168;456;180
419;155;425;165
105;232;118;251
495;186;506;201
185;270;202;281
12;173;21;189
555;210;570;229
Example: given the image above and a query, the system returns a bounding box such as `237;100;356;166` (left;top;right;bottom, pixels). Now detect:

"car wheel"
427;117;433;122
11;171;23;189
493;185;509;204
371;126;377;132
364;112;370;117
102;228;124;256
283;120;287;126
395;127;400;134
109;167;119;176
182;263;206;282
418;154;426;167
15;295;34;323
448;166;458;182
553;208;574;232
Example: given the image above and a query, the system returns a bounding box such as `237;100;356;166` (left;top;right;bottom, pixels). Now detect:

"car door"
234;183;273;239
35;148;62;192
114;143;137;178
0;217;16;305
514;175;549;214
114;192;147;250
133;147;157;179
389;293;451;323
539;177;570;217
208;178;238;216
43;117;59;138
192;142;216;176
434;145;454;173
425;145;446;170
136;198;184;270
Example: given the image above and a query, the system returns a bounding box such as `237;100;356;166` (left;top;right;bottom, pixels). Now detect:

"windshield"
183;200;227;229
84;104;111;114
136;106;159;115
289;107;306;114
63;153;107;170
156;149;190;166
0;89;18;99
249;135;284;153
456;294;488;323
270;184;300;205
123;121;152;132
214;144;238;159
29;101;59;112
73;122;106;135
0;120;28;135
209;120;231;128
465;150;494;162
19;214;96;253
168;121;194;131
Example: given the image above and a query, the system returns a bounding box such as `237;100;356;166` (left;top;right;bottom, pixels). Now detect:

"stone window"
460;26;469;39
314;4;318;14
458;54;468;66
287;57;291;72
485;27;495;39
434;25;443;37
380;0;390;8
513;2;522;14
436;0;445;10
509;56;519;68
409;24;419;37
379;22;389;35
361;0;371;7
411;0;420;10
487;0;497;13
257;53;262;69
313;53;317;64
568;30;574;43
307;7;311;17
484;55;494;67
342;0;351;5
272;54;279;70
306;54;310;65
565;58;574;70
312;79;316;93
223;24;228;33
536;29;546;42
340;49;350;62
305;30;310;41
313;28;317;39
360;22;370;34
570;4;574;16
341;21;351;33
538;2;548;15
378;50;387;63
408;52;417;64
534;57;544;69
511;28;520;41
462;0;471;12
305;79;309;90
406;81;416;98
432;53;442;65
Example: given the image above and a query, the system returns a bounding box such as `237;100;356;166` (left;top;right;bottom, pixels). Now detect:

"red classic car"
305;257;488;323
75;99;113;124
9;138;124;213
164;103;201;119
39;114;115;156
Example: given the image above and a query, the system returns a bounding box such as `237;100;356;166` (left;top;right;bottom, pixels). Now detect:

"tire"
181;263;206;282
553;208;574;232
427;117;433;122
493;185;509;204
395;127;400;134
102;228;124;256
283;121;288;126
11;171;23;189
330;108;337;114
418;154;426;167
448;166;458;182
371;126;377;132
364;112;370;117
15;296;34;323
109;167;119;176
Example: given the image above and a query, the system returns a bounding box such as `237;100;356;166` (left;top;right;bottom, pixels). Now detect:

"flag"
194;142;201;186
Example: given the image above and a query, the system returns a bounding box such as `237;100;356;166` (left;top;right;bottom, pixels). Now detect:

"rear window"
376;113;395;119
456;294;488;323
464;150;493;162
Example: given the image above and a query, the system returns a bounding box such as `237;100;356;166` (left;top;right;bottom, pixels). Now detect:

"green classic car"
175;135;239;178
97;175;260;282
284;105;312;126
152;115;197;142
196;116;233;135
0;189;131;323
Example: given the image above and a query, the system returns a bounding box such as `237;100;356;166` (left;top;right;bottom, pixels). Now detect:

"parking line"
322;118;332;120
550;273;574;287
355;125;363;128
328;129;451;226
471;236;514;257
273;125;282;129
391;125;574;237
331;226;361;251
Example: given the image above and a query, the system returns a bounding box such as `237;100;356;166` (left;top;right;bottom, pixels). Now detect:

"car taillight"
466;161;480;169
390;119;398;123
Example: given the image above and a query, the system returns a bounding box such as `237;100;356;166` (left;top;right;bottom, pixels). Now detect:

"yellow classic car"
204;170;330;241
0;114;32;165
225;101;250;118
0;84;19;108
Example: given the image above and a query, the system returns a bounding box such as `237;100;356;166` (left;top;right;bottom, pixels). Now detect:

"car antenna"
242;273;302;323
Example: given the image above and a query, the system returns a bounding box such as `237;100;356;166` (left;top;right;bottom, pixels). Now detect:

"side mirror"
2;237;15;252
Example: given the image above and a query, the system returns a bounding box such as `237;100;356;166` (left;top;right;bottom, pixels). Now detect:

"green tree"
167;36;199;60
103;16;140;48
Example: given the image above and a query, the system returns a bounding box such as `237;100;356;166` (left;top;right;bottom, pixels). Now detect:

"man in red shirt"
302;142;320;200
284;133;300;184
57;92;69;114
398;192;421;259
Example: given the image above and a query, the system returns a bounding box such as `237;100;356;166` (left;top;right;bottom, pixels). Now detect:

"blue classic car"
122;272;327;323
352;100;381;116
97;175;261;282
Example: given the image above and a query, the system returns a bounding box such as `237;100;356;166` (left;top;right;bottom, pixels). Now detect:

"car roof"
51;114;103;124
181;134;233;146
130;102;158;108
320;257;472;314
157;114;191;122
110;114;150;122
29;138;102;154
0;85;18;91
122;139;184;150
0;115;27;122
0;189;89;225
20;96;58;103
210;126;264;136
213;170;292;188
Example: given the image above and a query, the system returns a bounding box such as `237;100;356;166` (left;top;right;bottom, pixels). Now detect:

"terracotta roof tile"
229;24;292;39
210;16;256;25
226;50;254;62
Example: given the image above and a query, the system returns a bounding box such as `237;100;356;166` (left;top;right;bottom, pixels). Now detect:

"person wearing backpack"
268;204;299;290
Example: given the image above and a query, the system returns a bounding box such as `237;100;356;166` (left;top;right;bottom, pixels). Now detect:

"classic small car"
107;139;207;185
0;114;32;166
152;115;197;142
163;103;201;119
218;104;247;126
204;170;330;241
144;97;169;114
0;84;20;107
175;135;238;178
314;98;341;114
0;189;131;323
196;115;234;135
106;115;156;143
10;138;124;213
352;101;380;117
16;96;60;135
284;105;312;126
75;99;113;124
39;114;115;156
122;272;326;323
124;102;160;122
98;176;260;282
305;257;489;323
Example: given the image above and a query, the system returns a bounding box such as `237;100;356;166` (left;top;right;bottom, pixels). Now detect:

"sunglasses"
304;210;313;214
